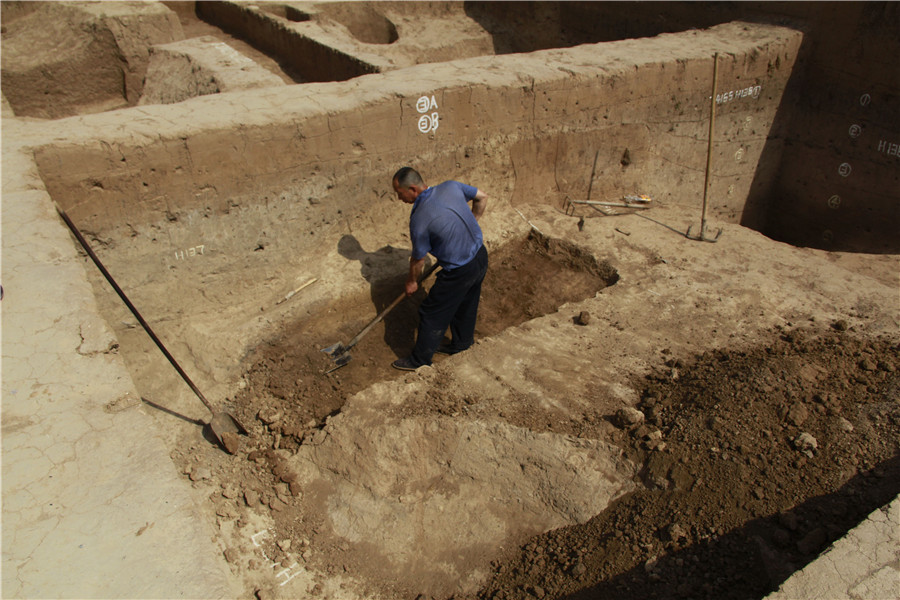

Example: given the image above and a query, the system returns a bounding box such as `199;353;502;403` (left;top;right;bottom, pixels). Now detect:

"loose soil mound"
471;325;900;600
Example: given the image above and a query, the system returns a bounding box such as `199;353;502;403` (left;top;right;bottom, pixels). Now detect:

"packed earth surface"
3;2;898;600
162;218;899;600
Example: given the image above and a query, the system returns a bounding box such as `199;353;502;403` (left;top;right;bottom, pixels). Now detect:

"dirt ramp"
289;388;636;597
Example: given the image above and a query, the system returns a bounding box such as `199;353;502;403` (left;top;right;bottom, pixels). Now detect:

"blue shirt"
409;181;483;270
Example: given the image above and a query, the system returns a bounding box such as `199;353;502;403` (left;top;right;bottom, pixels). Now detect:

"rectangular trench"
29;21;805;394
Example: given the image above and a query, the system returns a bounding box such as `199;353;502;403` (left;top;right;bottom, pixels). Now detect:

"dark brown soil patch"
469;325;900;600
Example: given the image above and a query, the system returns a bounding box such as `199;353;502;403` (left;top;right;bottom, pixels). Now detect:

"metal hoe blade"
321;263;441;374
321;341;352;374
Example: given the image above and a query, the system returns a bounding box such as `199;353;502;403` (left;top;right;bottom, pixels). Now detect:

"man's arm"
471;189;488;221
405;256;426;296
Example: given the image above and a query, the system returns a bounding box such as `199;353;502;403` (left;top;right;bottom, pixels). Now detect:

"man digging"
390;167;489;371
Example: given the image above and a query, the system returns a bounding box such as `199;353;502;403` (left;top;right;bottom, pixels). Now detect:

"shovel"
55;205;247;453
687;52;723;243
322;262;440;373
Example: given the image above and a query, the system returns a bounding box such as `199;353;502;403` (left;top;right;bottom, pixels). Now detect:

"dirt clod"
220;432;241;455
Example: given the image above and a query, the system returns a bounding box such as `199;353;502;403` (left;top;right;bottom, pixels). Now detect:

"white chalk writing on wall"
173;245;205;260
876;140;900;157
416;95;439;134
716;85;761;105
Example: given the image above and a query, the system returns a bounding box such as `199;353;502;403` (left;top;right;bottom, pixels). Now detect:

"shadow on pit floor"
563;454;900;600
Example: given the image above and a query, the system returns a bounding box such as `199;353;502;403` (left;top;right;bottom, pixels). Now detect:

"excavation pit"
231;231;619;446
4;3;899;600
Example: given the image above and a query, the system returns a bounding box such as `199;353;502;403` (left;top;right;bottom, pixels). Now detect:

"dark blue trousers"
410;245;488;366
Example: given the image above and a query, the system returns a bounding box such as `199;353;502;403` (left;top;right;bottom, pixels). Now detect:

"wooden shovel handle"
55;204;216;416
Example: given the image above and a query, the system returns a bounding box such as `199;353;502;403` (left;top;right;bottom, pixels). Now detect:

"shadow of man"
337;234;431;358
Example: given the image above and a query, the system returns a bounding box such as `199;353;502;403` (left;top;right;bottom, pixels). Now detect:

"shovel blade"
321;341;346;357
323;352;352;374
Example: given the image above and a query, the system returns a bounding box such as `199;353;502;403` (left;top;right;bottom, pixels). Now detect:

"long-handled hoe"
56;205;247;453
322;262;440;374
687;52;724;243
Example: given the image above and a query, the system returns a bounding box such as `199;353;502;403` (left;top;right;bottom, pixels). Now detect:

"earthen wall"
195;1;379;82
33;21;803;247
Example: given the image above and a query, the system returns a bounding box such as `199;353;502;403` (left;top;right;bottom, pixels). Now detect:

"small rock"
858;357;877;371
665;523;687;542
571;561;586;576
221;485;239;499
189;467;211;482
221;432;241;455
615;407;645;428
244;489;260;507
223;547;239;564
278;539;292;552
785;403;809;427
831;320;848;331
258;407;283;425
837;417;854;432
646;439;666;452
575;311;591;326
289;480;303;497
269;497;287;512
255;588;274;600
645;429;663;441
793;432;818;457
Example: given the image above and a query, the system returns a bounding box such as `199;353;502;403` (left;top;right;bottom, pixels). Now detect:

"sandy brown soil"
168;232;624;596
7;3;896;599
229;232;616;439
163;223;898;599
472;325;899;600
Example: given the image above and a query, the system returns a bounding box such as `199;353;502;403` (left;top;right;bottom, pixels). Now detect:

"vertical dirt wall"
0;2;184;118
544;1;900;252
754;2;900;253
195;0;379;83
33;21;802;240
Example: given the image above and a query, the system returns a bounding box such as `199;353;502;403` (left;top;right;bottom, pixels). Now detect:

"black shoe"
392;357;419;371
435;342;466;355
